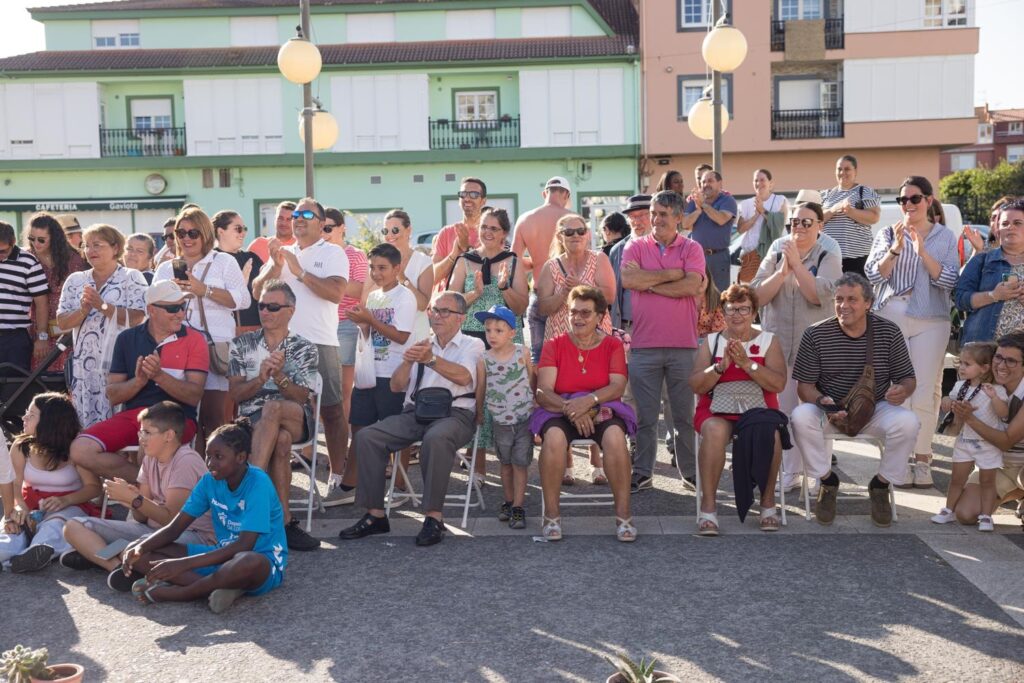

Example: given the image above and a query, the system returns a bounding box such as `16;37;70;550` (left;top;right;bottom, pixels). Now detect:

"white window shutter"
184;79;216;156
598;68;625;145
398;73;429;151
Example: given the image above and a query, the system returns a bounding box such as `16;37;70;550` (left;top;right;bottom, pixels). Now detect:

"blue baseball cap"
473;305;517;330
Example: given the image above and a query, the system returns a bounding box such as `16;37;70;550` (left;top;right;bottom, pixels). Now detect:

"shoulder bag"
708;333;767;415
196;260;231;376
835;317;876;437
354;326;377;390
412;362;475;425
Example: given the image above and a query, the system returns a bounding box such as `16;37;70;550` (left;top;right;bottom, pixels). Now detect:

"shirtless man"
431;177;486;290
510;176;574;362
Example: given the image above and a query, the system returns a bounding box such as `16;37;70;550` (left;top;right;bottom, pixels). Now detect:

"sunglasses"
27;236;48;244
787;218;817;230
163;232;176;242
174;228;201;240
458;191;483;200
560;227;588;237
381;226;402;236
895;195;927;206
292;210;321;220
152;302;187;314
228;225;248;234
258;302;293;312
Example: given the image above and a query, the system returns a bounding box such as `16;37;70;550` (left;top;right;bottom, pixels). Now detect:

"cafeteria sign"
0;196;188;212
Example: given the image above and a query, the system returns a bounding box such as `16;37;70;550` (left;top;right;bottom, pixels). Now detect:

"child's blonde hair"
959;341;997;383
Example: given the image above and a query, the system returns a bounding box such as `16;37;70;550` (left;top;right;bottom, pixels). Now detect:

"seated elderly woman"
689;284;787;535
531;285;636;542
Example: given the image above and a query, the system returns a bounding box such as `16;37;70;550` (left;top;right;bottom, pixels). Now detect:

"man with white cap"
56;214;82;251
511;176;574;362
69;280;209;484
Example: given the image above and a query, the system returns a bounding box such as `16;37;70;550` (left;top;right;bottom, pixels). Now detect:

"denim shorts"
337;319;359;366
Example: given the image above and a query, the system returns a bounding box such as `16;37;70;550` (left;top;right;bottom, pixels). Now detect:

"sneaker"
630;473;653;493
978;514;994;532
509;506;526;529
107;565;144;592
10;545;54;574
931;507;957;524
912;461;933;489
894;461;915;489
815;483;839;526
285;518;321;551
776;475;802;495
322;485;356;508
59;549;100;571
497;501;512;522
869;485;893;528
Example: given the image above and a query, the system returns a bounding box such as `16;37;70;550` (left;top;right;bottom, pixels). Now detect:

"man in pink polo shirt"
621;190;706;492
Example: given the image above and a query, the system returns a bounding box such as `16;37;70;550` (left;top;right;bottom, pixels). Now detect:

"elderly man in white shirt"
338;291;484;547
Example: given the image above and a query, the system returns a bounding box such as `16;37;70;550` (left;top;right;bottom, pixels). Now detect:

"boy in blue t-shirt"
121;419;288;613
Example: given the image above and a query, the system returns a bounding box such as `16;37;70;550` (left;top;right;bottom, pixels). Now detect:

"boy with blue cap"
474;305;535;528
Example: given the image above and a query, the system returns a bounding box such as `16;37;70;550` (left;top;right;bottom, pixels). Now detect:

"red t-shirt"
539;333;626;395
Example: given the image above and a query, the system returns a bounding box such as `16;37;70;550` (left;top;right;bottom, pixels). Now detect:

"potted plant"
605;654;680;683
1;646;84;683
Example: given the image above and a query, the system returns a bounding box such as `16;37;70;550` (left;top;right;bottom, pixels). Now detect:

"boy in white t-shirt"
346;243;417;466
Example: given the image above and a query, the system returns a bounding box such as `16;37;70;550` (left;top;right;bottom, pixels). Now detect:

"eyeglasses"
569;309;595;319
258;302;293;312
137;429;163;440
1000;219;1024;230
787;218;817;230
429;306;462;318
458;191;483;200
292;210;321;221
480;224;504;234
27;236;48;244
381;226;402;236
723;305;752;316
560;227;588;237
152;302;187;314
993;353;1021;368
174;228;201;240
895;194;927;206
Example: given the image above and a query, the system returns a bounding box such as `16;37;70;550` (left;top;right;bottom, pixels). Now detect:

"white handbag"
354;327;377;389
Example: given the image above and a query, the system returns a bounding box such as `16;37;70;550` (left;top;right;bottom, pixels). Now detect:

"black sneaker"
630;474;653;493
338;513;391;540
108;565;144;592
285;518;321;551
497;501;512;522
10;545;54;573
509;506;526;529
415;517;446;547
59;550;100;571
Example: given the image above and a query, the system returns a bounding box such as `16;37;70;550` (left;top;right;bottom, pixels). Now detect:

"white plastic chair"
288;373;325;532
795;434;898;523
384;427;485;528
693;431;789;527
540;439;615;519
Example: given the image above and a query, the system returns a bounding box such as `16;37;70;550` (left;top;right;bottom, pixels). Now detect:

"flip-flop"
131;578;171;605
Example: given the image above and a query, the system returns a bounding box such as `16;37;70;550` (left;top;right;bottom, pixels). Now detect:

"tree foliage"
940;161;1024;223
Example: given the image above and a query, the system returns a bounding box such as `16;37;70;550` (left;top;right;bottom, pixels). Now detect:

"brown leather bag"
835;317;876;437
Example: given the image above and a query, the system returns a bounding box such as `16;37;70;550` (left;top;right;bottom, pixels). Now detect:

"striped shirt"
792;313;915;403
1005;381;1024;467
0;246;49;329
819;185;881;259
865;222;959;319
338;244;368;321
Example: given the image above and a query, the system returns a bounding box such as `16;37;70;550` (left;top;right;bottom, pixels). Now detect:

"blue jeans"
629;348;696;478
526;292;547;364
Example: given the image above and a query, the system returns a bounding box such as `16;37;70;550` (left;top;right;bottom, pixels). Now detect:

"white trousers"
790;402;920;485
778;362;830;481
876;298;950;455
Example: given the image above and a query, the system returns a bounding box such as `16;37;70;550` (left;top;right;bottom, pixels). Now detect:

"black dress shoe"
415;517;446;547
338;513;390;540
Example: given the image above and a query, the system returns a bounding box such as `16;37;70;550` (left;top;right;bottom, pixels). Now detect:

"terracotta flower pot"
605;672;681;683
31;663;85;683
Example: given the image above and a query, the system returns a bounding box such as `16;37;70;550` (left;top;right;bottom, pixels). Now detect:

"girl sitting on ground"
121;418;287;613
0;392;100;573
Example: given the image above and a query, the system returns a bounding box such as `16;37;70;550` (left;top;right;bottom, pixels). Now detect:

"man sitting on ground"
228;280;321;551
70;281;208;483
338;291;484;547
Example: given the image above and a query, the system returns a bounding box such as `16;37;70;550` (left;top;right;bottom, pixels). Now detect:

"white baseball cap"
545;176;571;194
145;279;190;305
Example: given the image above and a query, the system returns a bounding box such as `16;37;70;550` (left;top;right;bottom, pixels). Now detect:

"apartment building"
940;106;1024;176
639;0;979;196
0;0;640;239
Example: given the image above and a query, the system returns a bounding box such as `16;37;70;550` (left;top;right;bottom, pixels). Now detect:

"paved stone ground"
2;434;1024;681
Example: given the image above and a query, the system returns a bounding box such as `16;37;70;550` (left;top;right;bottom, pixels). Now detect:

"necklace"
569;331;600;374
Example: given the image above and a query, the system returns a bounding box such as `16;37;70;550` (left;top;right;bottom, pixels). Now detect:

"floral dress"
30;252;87;373
460;251;524;345
58;266;148;427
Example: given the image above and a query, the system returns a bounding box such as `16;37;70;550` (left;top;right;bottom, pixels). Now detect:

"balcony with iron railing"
99;126;186;157
771;108;844;140
771;17;845;51
428;116;520;150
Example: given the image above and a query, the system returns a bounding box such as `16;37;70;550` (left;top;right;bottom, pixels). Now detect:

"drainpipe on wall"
636;0;646;193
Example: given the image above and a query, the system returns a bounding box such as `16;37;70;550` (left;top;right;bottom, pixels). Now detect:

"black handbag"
412;363;474;425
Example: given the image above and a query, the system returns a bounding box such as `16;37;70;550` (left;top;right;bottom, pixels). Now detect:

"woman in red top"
534;286;634;543
689;284;787;535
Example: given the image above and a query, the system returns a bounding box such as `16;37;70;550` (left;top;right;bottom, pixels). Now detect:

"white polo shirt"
262;239;349;346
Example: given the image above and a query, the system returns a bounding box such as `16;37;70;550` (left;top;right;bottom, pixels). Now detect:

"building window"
924;0;968;27
202;169;214;188
950;153;976;171
119;33;140;47
92;19;140;49
218;169;232;188
779;0;823;20
978;123;993;143
677;75;732;120
678;0;732;31
455;90;498;123
130;99;173;130
229;17;278;46
1008;146;1024;164
1009;122;1024;135
346;13;395;43
95;36;116;48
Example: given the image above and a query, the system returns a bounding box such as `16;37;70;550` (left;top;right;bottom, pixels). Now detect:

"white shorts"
953;437;1004;470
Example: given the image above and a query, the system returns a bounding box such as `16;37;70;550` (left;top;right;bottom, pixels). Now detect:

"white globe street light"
277;36;322;85
299;107;339;151
701;22;748;73
687;95;730;141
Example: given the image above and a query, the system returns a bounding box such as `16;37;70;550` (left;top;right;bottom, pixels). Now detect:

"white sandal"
697;511;719;536
542;516;563;541
759;506;780;532
616;516;637;543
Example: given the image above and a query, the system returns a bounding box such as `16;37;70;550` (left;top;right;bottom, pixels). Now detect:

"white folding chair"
385;427;485;528
693;432;788;527
288;373;325;532
541;439;615;519
795;434;898;523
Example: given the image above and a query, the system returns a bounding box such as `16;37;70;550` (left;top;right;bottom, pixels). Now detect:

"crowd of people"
0;156;1022;614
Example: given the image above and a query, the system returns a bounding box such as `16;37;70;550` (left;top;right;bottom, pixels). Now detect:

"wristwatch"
425;355;438;369
591;393;600;405
749;362;760;372
131;495;144;510
37;332;49;341
276;375;292;389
